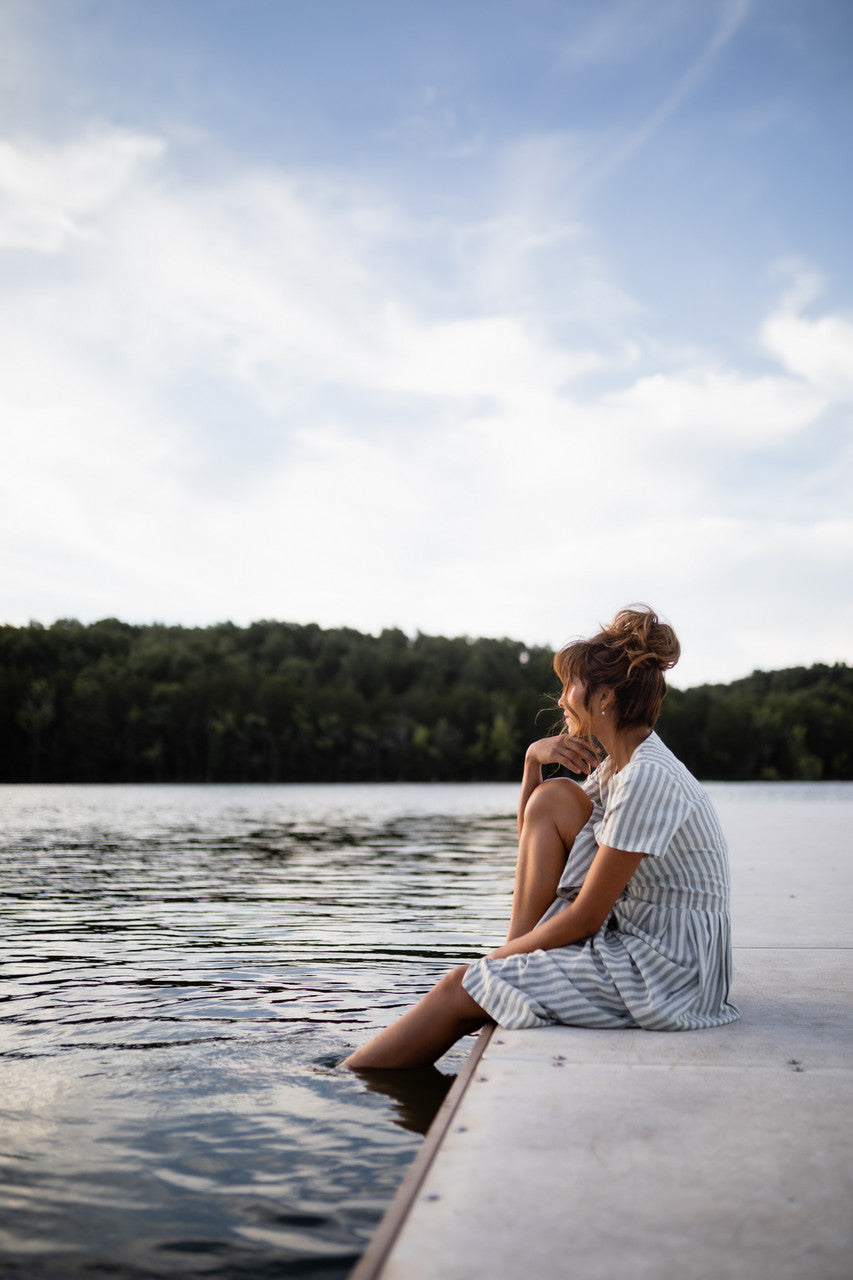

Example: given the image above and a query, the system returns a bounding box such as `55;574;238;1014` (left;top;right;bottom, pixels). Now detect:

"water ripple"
0;783;517;1279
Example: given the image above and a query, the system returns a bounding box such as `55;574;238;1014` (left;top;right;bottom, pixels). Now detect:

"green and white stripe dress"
462;732;740;1031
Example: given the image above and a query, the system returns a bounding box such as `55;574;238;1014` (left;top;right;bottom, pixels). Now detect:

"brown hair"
554;605;680;732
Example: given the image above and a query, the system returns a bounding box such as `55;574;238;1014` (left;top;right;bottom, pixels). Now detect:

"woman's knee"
523;777;592;838
436;964;469;996
435;965;483;1018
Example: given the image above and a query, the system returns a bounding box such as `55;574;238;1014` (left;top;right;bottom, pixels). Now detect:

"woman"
343;606;738;1070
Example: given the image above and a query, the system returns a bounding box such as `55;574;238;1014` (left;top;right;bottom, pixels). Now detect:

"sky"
1;0;851;688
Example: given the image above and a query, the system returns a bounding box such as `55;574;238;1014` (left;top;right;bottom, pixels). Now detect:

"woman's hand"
487;844;644;959
525;734;600;777
516;734;600;836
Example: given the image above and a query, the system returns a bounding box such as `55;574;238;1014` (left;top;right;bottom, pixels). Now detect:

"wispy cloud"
573;0;753;189
2;118;848;684
761;267;853;401
0;129;164;251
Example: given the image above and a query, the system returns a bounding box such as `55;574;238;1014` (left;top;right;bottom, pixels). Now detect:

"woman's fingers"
529;734;599;775
560;736;599;774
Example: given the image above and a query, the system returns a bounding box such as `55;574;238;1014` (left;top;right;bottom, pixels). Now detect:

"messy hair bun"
554;605;680;731
601;606;681;675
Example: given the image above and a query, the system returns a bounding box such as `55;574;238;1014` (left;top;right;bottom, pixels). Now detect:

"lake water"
2;780;851;1279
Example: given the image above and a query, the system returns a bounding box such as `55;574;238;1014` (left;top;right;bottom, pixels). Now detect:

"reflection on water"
353;1067;456;1137
0;783;518;1279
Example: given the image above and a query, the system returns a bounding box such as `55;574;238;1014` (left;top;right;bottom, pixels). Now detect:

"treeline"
0;618;850;784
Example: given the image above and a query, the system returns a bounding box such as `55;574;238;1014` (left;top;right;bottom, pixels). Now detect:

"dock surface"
352;803;853;1280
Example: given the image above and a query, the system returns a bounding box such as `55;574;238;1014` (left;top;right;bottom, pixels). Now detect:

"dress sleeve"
599;760;693;858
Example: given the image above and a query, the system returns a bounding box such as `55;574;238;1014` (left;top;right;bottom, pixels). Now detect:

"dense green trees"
659;665;853;781
0;618;850;783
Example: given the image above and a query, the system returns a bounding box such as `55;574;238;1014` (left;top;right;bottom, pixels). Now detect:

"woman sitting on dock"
344;605;739;1070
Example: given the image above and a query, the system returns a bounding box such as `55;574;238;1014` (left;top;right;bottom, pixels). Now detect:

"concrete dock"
351;805;853;1280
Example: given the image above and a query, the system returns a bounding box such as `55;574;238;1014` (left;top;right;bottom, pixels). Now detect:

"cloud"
558;0;689;68
0;118;850;687
562;0;753;190
600;366;826;442
761;270;853;402
0;128;164;252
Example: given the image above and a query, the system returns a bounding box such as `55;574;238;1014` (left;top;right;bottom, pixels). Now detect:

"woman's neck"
598;723;653;775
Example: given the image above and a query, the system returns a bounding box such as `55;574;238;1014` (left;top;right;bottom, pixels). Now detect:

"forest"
1;618;850;784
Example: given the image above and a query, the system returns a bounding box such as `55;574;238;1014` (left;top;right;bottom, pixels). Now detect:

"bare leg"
342;966;489;1070
343;781;590;1071
505;778;593;941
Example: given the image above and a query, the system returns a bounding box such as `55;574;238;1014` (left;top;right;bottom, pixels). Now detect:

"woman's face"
558;680;588;734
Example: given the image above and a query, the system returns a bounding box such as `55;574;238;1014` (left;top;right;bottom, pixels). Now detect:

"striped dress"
462;732;740;1031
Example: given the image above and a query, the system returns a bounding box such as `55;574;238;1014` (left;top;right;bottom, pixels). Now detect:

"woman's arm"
488;843;644;958
517;734;600;835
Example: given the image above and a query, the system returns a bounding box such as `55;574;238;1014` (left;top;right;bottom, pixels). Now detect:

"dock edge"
349;1025;495;1280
